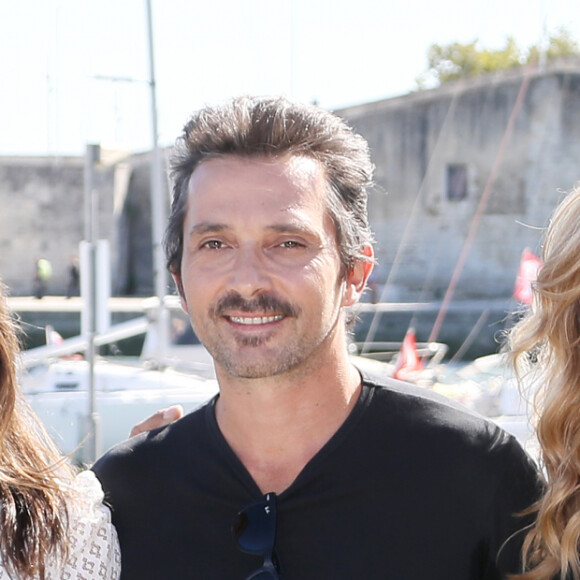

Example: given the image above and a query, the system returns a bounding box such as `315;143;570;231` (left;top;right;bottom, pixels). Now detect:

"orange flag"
513;249;542;305
393;327;423;381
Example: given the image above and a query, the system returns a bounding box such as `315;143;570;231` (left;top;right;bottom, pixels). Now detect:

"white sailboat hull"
22;358;218;462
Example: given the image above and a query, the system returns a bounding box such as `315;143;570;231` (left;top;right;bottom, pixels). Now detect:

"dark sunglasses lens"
232;511;249;538
234;499;276;554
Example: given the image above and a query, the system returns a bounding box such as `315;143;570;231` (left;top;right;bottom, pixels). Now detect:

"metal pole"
145;0;169;365
83;143;101;463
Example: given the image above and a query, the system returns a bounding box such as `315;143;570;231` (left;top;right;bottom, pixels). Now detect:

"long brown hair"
0;281;75;578
508;186;580;579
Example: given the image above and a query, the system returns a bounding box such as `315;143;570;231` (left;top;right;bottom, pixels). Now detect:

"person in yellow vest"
33;257;52;299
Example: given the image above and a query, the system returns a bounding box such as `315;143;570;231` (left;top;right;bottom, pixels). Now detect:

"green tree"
416;29;579;89
528;27;580;62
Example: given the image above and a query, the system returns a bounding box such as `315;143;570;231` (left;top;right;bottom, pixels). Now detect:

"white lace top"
0;470;121;579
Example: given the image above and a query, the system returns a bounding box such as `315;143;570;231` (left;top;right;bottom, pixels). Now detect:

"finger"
129;404;184;438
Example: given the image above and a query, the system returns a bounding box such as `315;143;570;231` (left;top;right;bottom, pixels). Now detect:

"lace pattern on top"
0;470;121;579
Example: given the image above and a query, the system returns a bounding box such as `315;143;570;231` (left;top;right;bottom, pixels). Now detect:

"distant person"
93;96;541;579
508;185;580;580
66;255;80;298
33;257;52;299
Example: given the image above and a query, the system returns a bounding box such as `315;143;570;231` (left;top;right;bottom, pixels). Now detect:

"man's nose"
227;246;272;298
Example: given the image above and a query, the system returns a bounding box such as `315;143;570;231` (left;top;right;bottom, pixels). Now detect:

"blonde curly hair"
508;186;580;579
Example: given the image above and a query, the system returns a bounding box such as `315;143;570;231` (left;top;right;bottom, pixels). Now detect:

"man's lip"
226;314;285;325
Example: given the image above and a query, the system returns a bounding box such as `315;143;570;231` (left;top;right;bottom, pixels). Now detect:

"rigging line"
360;87;461;354
449;309;491;364
427;64;536;344
409;239;444;330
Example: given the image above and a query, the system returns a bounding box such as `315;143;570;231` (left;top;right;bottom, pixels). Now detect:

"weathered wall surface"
110;155;154;296
0;152;167;297
339;62;580;303
0;157;115;295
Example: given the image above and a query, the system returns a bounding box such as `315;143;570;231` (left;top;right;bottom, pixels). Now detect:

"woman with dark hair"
509;185;580;579
0;281;120;579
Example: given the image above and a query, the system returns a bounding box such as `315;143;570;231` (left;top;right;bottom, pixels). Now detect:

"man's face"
177;155;369;380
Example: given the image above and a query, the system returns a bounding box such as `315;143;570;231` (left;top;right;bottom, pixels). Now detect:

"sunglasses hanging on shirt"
232;492;283;579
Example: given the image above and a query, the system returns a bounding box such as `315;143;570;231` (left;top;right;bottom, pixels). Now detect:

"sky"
1;0;578;156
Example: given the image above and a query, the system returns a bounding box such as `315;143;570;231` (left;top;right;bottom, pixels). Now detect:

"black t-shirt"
93;367;542;579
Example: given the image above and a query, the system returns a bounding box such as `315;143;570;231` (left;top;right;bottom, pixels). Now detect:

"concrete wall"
110;155;154;296
338;60;580;304
0;150;174;297
0;156;115;295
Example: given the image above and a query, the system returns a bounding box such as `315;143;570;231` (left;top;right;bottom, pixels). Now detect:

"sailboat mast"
84;143;101;463
145;0;169;364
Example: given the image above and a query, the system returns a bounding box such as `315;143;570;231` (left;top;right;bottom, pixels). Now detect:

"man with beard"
93;96;541;580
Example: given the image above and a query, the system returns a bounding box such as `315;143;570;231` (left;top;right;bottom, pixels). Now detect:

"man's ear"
342;245;374;307
171;270;189;314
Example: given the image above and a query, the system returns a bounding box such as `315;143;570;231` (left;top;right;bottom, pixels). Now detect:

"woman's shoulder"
55;470;121;579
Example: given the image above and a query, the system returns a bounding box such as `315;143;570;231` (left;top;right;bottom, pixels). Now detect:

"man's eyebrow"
187;223;228;236
188;222;316;236
267;223;317;236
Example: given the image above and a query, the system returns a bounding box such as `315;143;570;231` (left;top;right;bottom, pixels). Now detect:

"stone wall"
338;60;580;303
0;151;169;297
0;156;115;295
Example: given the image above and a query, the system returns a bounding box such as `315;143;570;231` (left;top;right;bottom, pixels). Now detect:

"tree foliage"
416;28;580;89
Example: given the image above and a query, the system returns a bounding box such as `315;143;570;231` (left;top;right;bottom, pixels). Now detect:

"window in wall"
447;164;468;201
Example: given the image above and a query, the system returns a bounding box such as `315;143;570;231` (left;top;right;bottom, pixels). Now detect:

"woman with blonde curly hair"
0;280;120;579
508;185;580;580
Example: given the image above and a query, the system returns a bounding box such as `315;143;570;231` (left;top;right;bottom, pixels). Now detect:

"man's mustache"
212;292;299;318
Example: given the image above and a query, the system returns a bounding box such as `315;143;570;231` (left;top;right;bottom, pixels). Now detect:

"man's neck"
214;354;362;494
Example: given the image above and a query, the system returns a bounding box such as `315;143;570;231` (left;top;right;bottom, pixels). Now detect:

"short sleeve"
54;470;121;580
